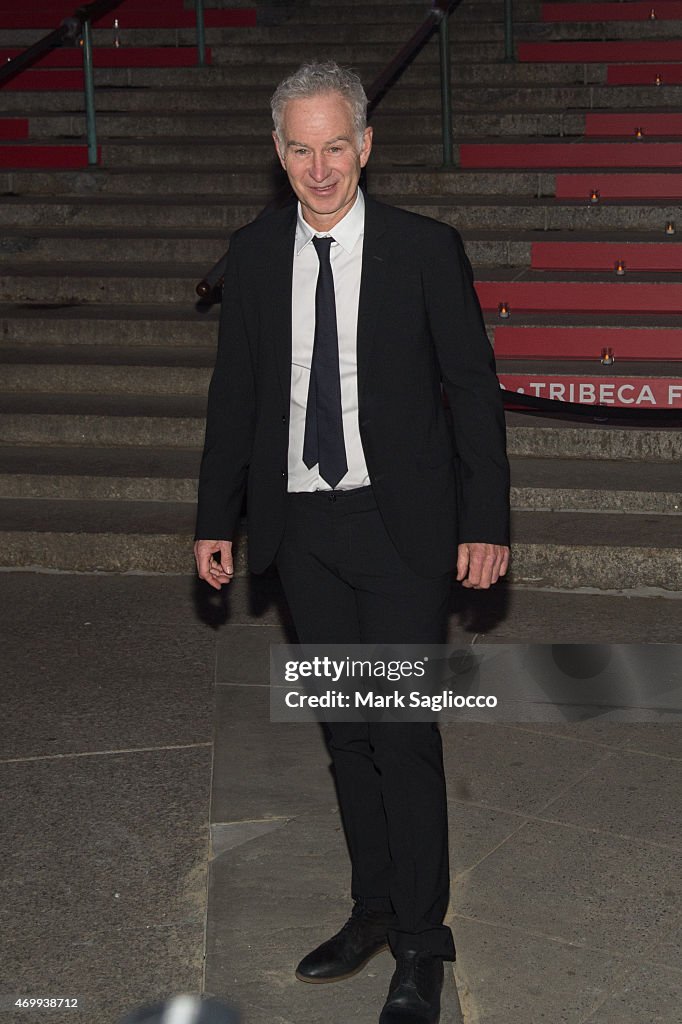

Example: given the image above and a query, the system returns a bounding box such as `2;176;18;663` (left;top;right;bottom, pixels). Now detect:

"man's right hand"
194;539;234;590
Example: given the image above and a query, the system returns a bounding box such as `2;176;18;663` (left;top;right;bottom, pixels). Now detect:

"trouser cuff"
388;925;456;961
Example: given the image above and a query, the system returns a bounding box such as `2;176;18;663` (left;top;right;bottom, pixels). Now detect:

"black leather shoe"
295;903;395;983
379;950;444;1024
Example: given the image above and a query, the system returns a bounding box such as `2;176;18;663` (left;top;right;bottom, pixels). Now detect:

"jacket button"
281;415;287;424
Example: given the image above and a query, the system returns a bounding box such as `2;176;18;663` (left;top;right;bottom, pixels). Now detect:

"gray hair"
271;61;368;149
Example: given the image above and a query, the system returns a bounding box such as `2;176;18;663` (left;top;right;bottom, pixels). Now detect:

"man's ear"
359;126;373;169
273;131;286;169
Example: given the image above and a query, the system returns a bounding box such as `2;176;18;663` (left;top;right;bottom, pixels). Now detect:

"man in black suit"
195;62;510;1024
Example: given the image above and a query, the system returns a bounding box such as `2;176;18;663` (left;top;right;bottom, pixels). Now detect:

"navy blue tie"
302;235;348;488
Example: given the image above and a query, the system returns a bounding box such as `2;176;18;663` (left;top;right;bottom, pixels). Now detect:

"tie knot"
312;235;334;261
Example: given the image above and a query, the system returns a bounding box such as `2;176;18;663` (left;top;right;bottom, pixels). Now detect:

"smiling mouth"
309;183;338;195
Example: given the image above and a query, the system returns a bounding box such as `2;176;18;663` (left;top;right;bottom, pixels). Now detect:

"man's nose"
309;154;331;181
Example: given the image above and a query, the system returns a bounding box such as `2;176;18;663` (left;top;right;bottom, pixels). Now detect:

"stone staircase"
0;0;680;588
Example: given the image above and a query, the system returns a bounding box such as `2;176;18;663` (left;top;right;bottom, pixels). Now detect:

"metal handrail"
0;0;128;166
0;0;209;164
196;0;465;300
0;0;126;87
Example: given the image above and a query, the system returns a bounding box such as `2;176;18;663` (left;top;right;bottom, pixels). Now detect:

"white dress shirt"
288;189;370;492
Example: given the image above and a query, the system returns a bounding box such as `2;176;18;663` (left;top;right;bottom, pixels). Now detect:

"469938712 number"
13;998;79;1010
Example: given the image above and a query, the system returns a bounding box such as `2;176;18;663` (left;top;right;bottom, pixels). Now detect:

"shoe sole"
295;942;389;984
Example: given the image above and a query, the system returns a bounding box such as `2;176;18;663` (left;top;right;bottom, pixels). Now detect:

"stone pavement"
1;571;680;1024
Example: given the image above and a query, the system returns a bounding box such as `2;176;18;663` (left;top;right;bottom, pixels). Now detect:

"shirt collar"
295;188;365;256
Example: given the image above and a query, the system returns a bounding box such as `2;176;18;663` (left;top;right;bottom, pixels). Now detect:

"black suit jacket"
195;194;510;578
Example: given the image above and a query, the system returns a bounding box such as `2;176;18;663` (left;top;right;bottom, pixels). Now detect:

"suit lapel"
261;204;296;405
357;195;389;404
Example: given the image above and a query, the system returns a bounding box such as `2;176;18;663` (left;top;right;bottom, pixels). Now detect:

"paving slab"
211;685;333;822
0;747;211;1024
534;747;682;847
441;722;611;816
452;917;624;1024
454;818;680;957
581;963;682;1024
1;624;214;760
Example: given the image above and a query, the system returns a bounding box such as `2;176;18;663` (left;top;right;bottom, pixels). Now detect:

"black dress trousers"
275;485;456;961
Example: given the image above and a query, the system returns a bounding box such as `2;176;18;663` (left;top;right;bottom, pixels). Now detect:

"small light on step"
654;73;663;86
666;220;676;234
498;302;511;319
589;188;600;203
614;259;626;276
650;7;657;18
114;17;121;48
634;127;644;139
600;348;615;365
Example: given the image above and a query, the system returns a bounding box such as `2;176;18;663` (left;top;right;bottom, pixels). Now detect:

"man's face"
273;91;373;231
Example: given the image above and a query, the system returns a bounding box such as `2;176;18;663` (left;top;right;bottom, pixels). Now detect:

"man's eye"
329;147;342;154
294;149;308;156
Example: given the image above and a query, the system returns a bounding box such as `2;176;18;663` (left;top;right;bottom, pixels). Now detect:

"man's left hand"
456;542;510;589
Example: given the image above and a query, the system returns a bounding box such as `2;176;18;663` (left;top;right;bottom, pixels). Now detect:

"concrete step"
388;197;682;234
10;256;682;306
10;348;676;408
0;396;678;460
0;304;218;347
1;167;561;200
2;193;681;235
0;83;612;114
7;229;680;270
0;227;528;266
215;19;682;43
0;498;678;587
0;261;209;304
92;138;480;169
81;62;603;89
504;411;680;461
0;445;202;501
0;346;212;393
276;1;540;22
0;393;206;447
9;85;682;132
0;195;262;229
0;344;214;394
0;228;233;263
509;456;680;513
0;446;676;514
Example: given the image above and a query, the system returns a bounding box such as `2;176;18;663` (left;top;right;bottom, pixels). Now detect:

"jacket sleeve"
194;236;256;541
422;226;510;546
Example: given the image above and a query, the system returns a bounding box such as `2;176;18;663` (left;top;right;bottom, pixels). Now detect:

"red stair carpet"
460;142;682;168
532;242;682;273
0;2;255;29
520;41;682;61
543;1;682;20
477;281;682;314
608;63;682;83
495;326;680;361
0;144;97;168
0;47;212;69
0;118;29;139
